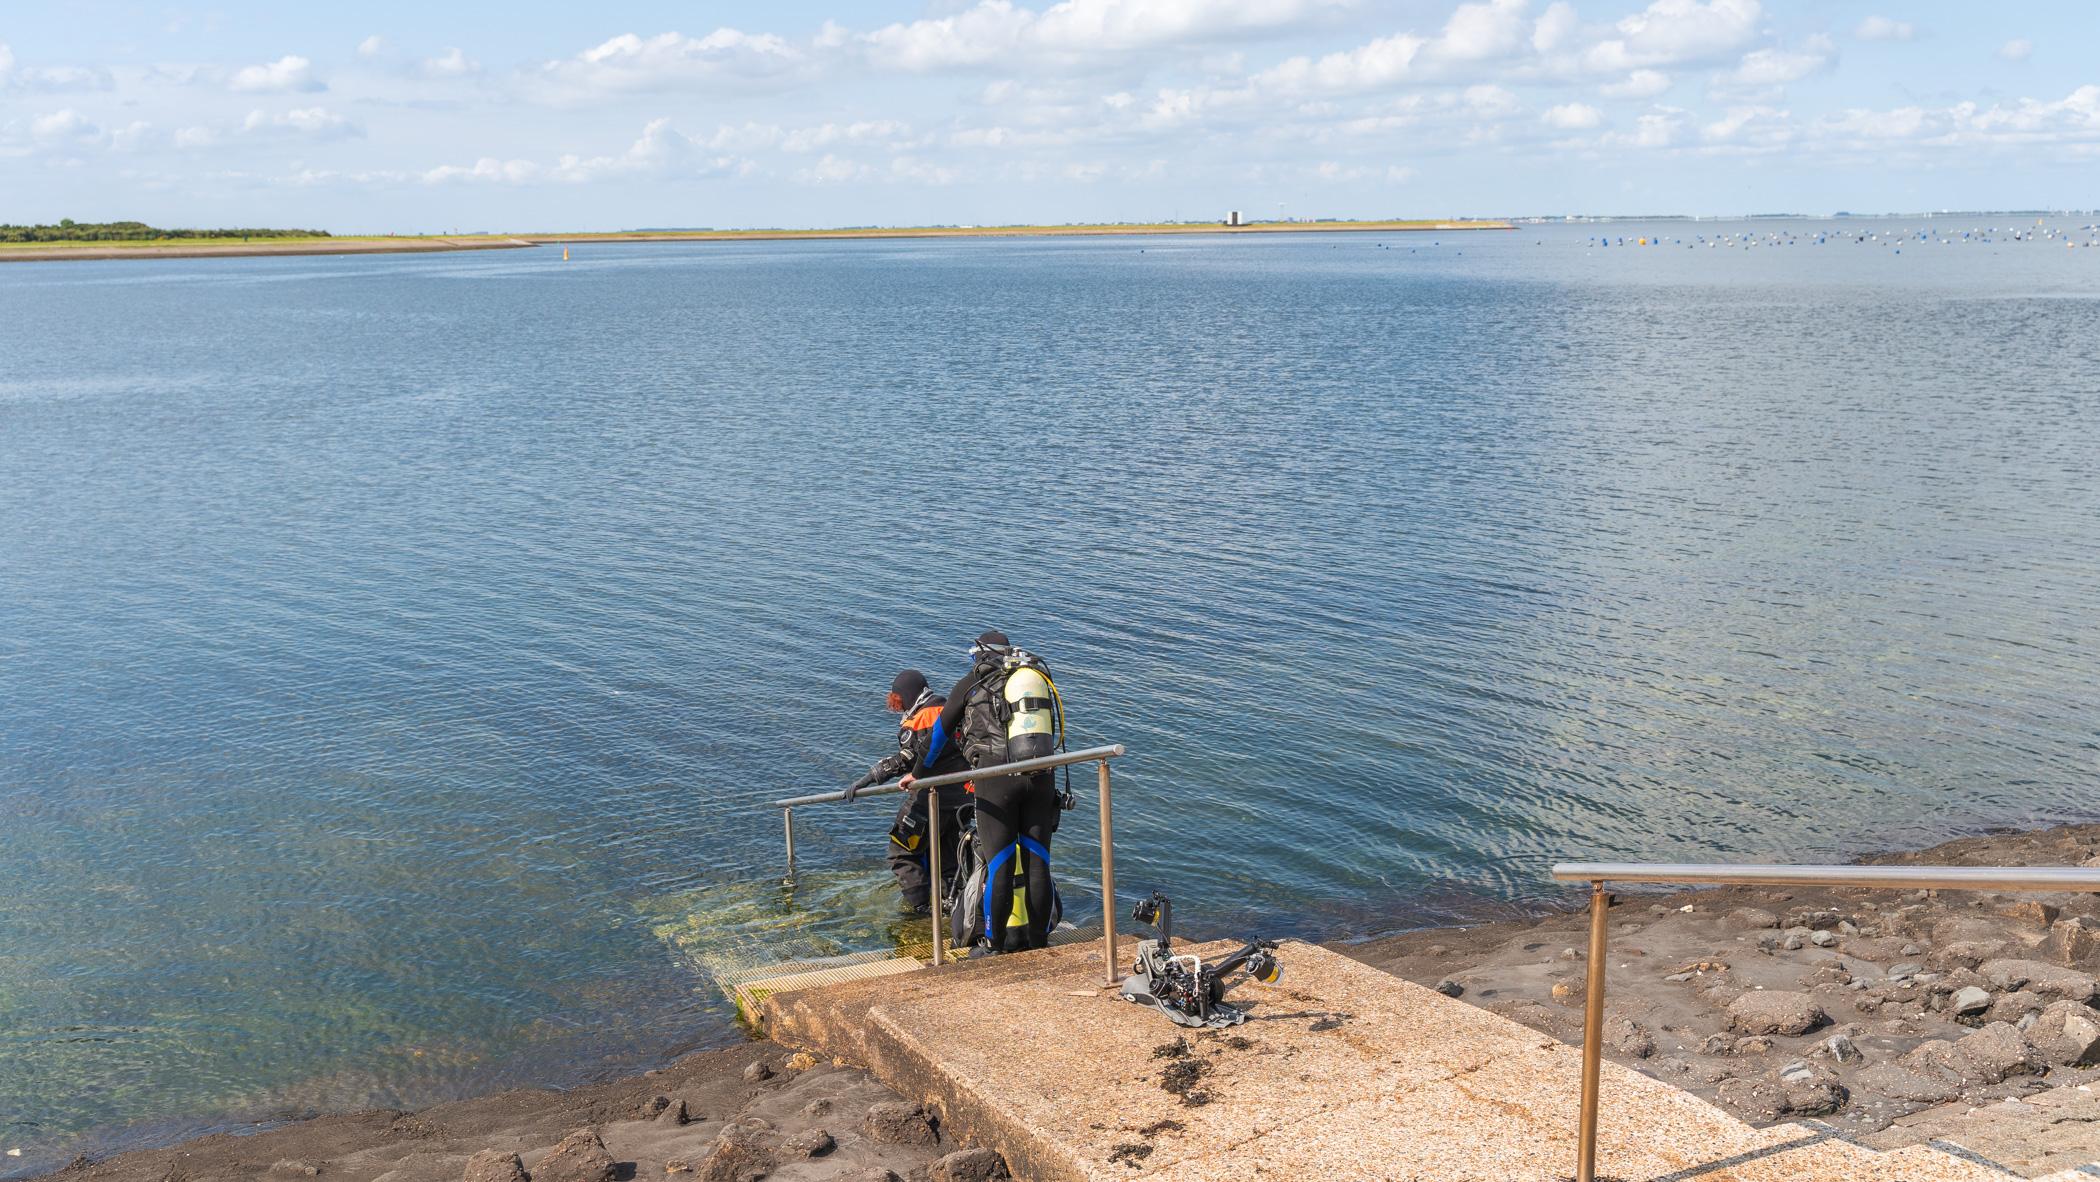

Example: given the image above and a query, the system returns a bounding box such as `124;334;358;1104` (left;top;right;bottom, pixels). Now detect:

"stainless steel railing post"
1576;881;1609;1182
927;791;945;967
782;807;796;886
1098;758;1118;987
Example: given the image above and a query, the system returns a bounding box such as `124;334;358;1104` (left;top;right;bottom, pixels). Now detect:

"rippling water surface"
4;220;2099;1171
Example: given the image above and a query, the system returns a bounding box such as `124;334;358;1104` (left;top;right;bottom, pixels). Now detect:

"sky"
1;1;2095;232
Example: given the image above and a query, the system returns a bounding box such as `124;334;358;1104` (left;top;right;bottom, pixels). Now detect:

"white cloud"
860;0;1347;71
779;121;915;153
1584;0;1762;73
537;30;800;94
1998;38;2033;63
801;153;867;183
1532;3;1579;53
31;108;100;145
1701;104;1791;147
1601;69;1671;97
229;55;324;93
423;157;541;184
1433;0;1529;63
174;125;218;149
1726;36;1834;87
423;119;749;185
357;35;385;57
1604;109;1682;148
421;48;480;78
1543;101;1603;129
0;42;114;92
1257;33;1427;94
243;107;362;140
1853;17;1915;43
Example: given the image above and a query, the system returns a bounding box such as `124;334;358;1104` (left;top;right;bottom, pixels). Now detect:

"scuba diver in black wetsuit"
899;630;1066;955
843;669;969;914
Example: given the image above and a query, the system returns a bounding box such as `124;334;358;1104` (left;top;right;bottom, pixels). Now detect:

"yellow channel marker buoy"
562;246;570;261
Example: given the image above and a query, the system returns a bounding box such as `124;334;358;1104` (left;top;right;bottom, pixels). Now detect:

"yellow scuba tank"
1002;664;1058;762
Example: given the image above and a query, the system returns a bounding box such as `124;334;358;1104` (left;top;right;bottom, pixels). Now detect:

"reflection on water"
3;220;2098;1172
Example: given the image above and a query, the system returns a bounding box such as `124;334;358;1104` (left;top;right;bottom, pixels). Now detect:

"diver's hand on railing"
897;773;916;792
842;772;875;803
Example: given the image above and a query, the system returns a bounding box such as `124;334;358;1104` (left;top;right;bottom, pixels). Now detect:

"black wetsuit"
867;690;969;910
914;665;1058;950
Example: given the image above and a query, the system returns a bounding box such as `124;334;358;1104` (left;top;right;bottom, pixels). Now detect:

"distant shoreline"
0;220;1513;263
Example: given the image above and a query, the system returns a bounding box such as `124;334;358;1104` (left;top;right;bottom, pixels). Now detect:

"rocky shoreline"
32;823;2100;1180
1345;823;2100;1172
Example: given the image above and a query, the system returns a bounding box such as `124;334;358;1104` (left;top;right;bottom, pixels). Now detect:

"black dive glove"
843;772;876;803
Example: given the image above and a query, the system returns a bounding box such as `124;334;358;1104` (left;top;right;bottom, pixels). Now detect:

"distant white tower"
1227;210;1242;226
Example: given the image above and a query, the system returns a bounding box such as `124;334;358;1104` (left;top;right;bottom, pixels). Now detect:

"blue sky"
1;1;2094;231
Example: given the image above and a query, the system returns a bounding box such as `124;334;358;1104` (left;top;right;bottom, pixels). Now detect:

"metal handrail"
775;743;1129;979
1549;861;2100;1182
770;744;1128;808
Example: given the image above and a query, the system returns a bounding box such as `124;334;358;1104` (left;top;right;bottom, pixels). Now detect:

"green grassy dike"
0;219;1515;261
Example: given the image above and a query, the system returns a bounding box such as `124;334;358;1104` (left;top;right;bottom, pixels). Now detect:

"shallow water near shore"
4;219;2099;1172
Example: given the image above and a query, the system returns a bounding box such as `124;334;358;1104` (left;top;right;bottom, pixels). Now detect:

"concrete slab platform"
762;939;2018;1181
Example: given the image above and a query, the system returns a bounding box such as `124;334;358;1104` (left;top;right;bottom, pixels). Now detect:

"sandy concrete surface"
763;938;2024;1181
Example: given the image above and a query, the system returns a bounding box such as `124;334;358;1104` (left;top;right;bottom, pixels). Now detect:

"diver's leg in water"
1016;773;1057;949
888;791;931;911
973;780;1021;949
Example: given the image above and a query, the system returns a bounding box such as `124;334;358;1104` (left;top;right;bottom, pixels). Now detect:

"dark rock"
1810;931;1838;948
1784;908;1842;931
1987;990;2044;1025
534;1129;618;1182
1980;959;2098;1003
1781;933;1805;951
1902;1024;2042;1086
2001;900;2061;928
742;1061;774;1083
1716;1066;1848;1121
1728;908;1780;929
1856;1064;1962;1104
1727;991;1828;1037
1950;986;1992;1016
657;1098;691;1126
1433;978;1463;998
1952;1022;2044;1083
864;1101;939;1146
1604;1017;1656;1058
802;1098;834;1118
927;1148;1011;1182
462;1150;527;1182
1928;941;2005;973
1732;1036;1774;1056
2027;999;2100;1065
698;1127;777;1182
782;1128;834;1158
2045;918;2100;968
1819;1034;1864;1064
640;1095;671;1118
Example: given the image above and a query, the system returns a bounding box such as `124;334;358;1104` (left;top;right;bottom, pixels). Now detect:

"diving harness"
1117;891;1282;1029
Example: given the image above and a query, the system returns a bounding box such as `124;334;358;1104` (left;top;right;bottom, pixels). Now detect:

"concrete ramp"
763;939;2023;1181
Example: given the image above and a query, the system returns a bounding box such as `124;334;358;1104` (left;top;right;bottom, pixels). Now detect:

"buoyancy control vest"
959;647;1064;770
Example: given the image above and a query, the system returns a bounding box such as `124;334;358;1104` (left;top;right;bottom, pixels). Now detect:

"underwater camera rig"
1118;891;1282;1028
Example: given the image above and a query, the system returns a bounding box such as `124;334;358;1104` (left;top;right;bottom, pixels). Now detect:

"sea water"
4;219;2099;1171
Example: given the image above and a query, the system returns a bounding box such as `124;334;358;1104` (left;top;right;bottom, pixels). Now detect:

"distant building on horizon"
1227;210;1241;226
